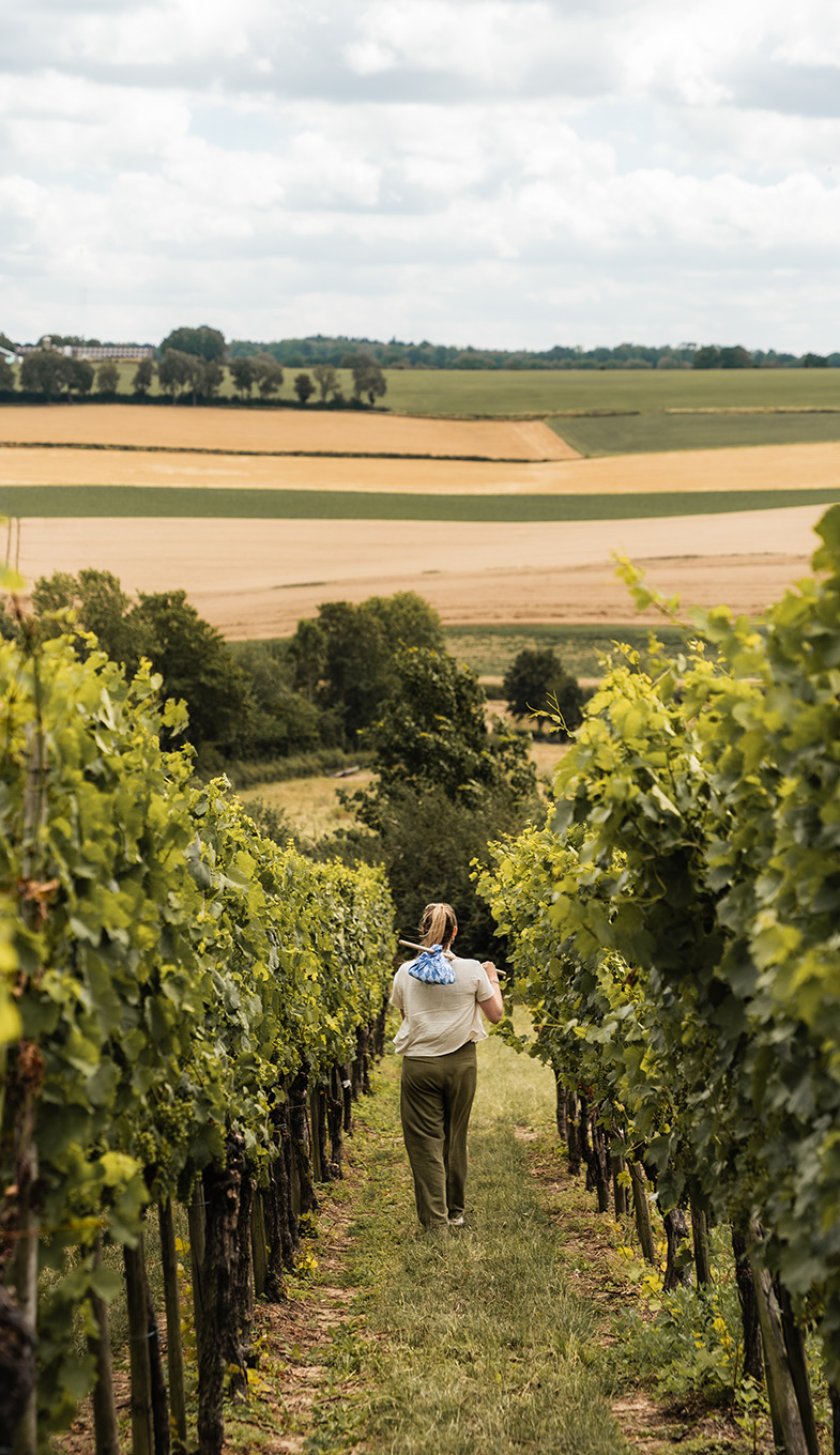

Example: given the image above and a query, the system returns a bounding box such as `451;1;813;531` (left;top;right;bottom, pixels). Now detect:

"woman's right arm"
478;961;504;1024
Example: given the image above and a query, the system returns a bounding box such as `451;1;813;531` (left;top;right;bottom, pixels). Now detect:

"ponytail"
419;902;457;950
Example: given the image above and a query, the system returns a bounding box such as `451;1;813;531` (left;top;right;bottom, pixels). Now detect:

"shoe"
448;1214;465;1227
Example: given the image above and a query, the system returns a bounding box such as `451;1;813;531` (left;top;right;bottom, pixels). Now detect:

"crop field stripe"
0;439;554;465
552;411;840;457
1;485;838;522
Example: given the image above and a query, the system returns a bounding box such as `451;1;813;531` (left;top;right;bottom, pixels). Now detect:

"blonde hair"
419;902;457;950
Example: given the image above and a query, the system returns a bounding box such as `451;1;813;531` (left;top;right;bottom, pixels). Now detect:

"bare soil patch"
0;404;574;462
14;506;821;638
2;437;838;494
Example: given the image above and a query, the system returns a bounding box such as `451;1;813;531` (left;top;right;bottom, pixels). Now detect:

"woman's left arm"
477;961;503;1024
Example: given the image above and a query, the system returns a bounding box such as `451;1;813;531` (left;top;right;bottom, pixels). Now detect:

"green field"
384;367;840;417
2;484;837;521
443;623;690;679
554;409;840;456
11;363;840;419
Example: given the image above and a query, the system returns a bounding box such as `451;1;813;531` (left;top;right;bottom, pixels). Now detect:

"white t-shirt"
390;954;496;1058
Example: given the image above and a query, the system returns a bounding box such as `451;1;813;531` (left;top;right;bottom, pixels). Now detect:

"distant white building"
70;344;155;362
0;345;19;365
18;338;155;361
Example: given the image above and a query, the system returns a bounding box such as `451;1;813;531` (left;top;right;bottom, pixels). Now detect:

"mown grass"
305;1035;631;1455
3;485;837;521
554;409;840;457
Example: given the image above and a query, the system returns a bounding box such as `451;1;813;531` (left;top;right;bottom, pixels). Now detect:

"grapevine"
0;624;396;1453
479;505;840;1453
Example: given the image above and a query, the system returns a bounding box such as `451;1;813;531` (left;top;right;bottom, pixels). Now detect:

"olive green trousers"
400;1042;477;1228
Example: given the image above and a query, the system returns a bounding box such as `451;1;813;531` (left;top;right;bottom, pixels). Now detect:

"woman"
390;902;503;1230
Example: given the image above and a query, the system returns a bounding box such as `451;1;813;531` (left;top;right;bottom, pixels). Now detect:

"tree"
254;355;284;398
66;358;94;396
364;591;444;655
196;358;224;400
312;364;338;402
335;780;527;959
230;356;257;398
719;345;753;369
130;590;252;752
802;352;828;368
158;348;197;400
20;348;71;399
159;325;226;361
132;358;154;395
0;358;15;391
503;648;585;738
96;361;120;395
357;647;533;806
294;372;314;405
692;346;721;369
31;568;147;667
31;571;256;759
335;647;537;957
229;641;322;757
289;593;444;742
347;354;387;406
289;618;327;702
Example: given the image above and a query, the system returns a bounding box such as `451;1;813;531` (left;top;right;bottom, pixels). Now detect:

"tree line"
0;344;387;407
5;323;839;381
230;335;840;371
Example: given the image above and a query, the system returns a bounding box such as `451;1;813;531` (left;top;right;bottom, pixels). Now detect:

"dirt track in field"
2;439;839;495
14;505;821;638
0;405;573;461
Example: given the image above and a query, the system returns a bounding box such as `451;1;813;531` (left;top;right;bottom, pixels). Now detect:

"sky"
3;0;840;352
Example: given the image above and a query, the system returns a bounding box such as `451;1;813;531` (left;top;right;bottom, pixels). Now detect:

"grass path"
226;1034;634;1455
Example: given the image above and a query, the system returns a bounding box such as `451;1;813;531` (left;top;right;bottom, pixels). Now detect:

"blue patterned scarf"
406;943;456;985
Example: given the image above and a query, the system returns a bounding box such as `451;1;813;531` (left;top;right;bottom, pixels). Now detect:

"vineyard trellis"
0;622;396;1454
478;505;840;1455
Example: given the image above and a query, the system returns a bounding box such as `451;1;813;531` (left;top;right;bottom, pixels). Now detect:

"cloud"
1;0;839;350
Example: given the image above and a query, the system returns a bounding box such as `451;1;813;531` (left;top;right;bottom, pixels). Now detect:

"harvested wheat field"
0;405;574;461
2;438;838;495
14;504;823;638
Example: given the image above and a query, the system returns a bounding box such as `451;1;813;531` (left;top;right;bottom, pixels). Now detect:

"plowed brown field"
14;505;822;639
0;405;573;461
2;439;838;494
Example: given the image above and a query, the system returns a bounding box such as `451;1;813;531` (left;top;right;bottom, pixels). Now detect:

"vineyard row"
0;625;396;1454
479;505;840;1455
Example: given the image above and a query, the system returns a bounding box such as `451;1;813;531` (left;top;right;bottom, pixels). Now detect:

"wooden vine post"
627;1163;657;1265
124;1239;154;1455
158;1200;187;1453
750;1241;815;1455
89;1234;121;1455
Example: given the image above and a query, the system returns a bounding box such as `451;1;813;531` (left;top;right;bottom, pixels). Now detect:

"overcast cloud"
2;0;839;350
